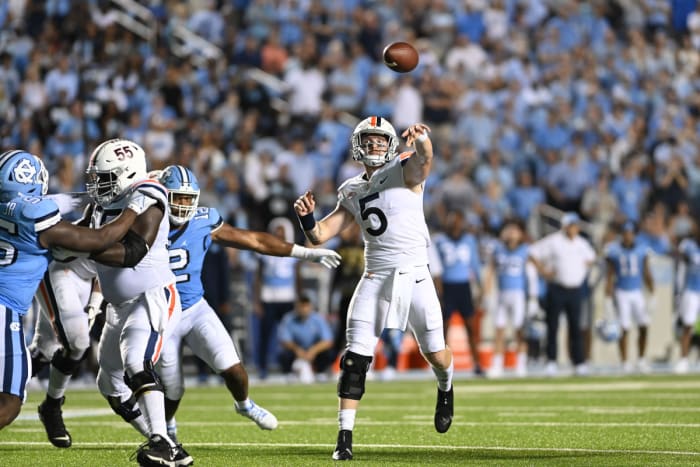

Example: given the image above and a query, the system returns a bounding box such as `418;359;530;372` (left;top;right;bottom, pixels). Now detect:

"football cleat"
332;429;353;461
434;386;454;434
134;434;177;467
173;444;194;467
38;396;72;448
235;400;278;430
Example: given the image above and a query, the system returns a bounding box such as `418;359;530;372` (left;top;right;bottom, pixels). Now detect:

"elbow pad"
121;230;149;267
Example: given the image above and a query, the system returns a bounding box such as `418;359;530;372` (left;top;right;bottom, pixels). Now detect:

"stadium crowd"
2;0;700;378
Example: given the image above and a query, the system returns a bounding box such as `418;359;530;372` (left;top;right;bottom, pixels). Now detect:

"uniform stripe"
34;211;61;233
177;166;189;184
2;306;12;394
370;116;377;127
399;151;413;161
18;314;28;399
376;116;382;127
151;284;178;363
0;150;24;172
144;329;159;363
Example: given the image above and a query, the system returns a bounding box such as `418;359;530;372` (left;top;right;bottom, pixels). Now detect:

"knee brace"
124;360;164;399
337;351;373;400
107;395;142;423
51;349;83;376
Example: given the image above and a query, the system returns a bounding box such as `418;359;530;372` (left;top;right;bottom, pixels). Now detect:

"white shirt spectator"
284;65;326;117
530;230;596;288
392;78;422;131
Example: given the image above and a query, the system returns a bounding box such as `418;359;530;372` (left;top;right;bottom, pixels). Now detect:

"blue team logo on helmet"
0;150;48;201
160;165;200;225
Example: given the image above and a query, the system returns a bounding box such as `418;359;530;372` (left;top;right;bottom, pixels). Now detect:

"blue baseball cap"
622;221;636;233
561;212;580;228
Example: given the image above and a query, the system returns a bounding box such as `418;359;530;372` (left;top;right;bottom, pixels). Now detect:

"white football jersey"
338;153;430;271
49;256;97;282
91;180;176;305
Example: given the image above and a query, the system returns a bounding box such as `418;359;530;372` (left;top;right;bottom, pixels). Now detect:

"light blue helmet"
0;150;48;201
160;165;200;225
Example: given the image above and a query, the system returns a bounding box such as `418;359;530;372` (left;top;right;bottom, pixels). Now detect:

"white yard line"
0;440;697;457
11;419;700;428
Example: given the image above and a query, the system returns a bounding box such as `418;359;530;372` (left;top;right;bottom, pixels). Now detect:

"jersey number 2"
169;248;190;283
359;193;387;236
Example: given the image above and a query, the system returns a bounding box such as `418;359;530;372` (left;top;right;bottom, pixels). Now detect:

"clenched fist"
294;191;315;216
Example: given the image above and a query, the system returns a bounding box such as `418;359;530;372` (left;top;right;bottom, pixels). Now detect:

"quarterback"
294;117;454;460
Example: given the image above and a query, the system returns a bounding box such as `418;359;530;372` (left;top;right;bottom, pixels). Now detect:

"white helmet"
351;116;399;167
86;139;147;207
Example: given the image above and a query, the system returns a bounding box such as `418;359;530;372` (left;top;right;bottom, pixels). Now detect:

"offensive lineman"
0;150;140;430
293;117;454;460
85;139;191;466
156;165;341;440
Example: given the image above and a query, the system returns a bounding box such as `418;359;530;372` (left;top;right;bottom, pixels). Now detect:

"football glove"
126;190;158;216
290;244;342;268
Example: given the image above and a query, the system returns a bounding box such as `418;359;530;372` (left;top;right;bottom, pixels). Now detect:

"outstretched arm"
212;222;341;268
40;208;137;252
401;123;433;188
294;191;354;245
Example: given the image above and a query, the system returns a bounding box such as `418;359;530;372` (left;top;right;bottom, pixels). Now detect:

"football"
382;42;419;73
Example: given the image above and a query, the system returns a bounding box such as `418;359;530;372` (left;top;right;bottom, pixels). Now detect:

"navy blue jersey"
0;194;61;313
168;206;224;310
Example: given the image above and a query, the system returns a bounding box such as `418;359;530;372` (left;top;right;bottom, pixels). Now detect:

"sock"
138;391;173;447
47;365;72;399
166;417;177;436
235;399;252;411
517;352;527;368
432;356;453;392
492;353;504;371
338;409;356;431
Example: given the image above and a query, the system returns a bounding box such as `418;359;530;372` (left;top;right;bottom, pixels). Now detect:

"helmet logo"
13;158;37;184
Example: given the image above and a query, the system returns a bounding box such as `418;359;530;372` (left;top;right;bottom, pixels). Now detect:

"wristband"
416;132;428;143
298;212;316;231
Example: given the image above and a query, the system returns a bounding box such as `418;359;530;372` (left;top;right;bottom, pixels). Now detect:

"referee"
529;213;596;376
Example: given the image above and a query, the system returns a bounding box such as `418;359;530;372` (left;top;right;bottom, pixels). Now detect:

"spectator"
253;217;301;379
278;294;334;383
529;213;596;376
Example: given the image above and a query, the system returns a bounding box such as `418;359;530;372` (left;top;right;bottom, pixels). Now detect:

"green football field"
2;375;700;466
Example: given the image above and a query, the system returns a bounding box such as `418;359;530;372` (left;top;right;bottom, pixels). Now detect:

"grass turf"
2;374;700;466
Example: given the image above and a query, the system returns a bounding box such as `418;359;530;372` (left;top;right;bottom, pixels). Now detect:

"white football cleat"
636;359;651;375
236;401;279;430
545;361;558;377
674;358;689;375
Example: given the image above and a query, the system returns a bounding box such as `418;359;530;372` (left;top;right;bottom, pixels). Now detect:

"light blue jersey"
278;312;333;350
493;242;529;292
679;238;700;292
168;206;224;310
0;194;61;314
433;233;481;284
604;241;650;291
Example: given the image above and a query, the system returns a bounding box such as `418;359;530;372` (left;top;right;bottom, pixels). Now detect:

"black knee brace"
107;395;142;422
51;349;82;376
337;351;373;400
124;360;164;399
